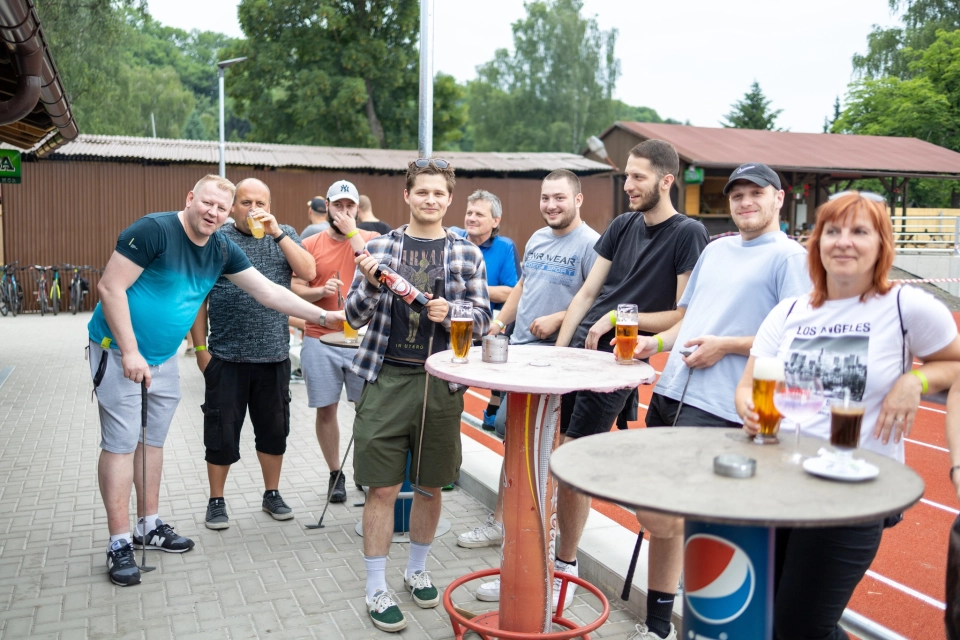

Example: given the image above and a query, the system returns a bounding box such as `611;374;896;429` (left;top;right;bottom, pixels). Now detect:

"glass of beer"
752;357;785;444
342;322;359;343
248;210;265;239
450;301;473;363
615;304;639;365
830;399;865;465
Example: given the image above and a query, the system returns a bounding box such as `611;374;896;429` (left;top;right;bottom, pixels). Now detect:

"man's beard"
629;188;660;212
735;205;776;234
543;207;576;230
329;218;345;236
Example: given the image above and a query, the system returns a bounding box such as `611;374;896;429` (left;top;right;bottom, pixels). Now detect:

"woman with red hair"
735;191;960;639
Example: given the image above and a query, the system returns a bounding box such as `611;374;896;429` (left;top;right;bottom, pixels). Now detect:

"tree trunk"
364;79;386;149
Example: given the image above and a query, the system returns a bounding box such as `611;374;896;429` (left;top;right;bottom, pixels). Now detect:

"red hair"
807;192;894;308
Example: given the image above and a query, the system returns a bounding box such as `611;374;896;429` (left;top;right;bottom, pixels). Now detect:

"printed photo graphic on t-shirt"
786;335;868;401
384;238;445;366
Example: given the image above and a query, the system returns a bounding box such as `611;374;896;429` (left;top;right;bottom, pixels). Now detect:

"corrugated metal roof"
42;134;613;174
612;122;960;177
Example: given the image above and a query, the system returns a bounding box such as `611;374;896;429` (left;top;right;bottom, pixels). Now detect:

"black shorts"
645;393;741;428
562;386;636;439
202;356;291;465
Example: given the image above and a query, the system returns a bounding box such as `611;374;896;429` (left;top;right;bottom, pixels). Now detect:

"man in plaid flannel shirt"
344;159;490;632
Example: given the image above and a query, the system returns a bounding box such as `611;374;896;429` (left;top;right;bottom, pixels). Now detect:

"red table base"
442;568;610;640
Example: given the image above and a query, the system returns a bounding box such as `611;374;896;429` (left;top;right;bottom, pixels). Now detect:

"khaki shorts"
353;363;464;488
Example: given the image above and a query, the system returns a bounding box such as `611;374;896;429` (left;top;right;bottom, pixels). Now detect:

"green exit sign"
0;149;21;184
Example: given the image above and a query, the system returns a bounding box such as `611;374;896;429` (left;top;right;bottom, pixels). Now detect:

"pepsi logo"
684;534;755;624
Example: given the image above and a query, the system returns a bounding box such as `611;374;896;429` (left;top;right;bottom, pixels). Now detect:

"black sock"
330;470;342;478
263;490;279;498
209;497;224;504
645;589;675;638
556;557;577;567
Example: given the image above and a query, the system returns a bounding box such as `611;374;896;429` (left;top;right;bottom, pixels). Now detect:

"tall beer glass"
451;301;473;363
615;304;638;365
342;322;359;343
752;357;785;444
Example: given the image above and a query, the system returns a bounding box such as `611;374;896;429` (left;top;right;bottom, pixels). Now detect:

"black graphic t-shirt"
384;236;445;366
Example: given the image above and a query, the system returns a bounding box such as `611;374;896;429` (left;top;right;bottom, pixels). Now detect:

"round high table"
549;428;925;639
426;345;656;635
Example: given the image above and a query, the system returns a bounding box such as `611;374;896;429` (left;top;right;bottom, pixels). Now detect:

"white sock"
364;555;388;601
109;532;130;549
406;541;431;578
136;514;159;537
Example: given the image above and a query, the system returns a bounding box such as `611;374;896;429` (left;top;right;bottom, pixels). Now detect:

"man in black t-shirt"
554;140;708;639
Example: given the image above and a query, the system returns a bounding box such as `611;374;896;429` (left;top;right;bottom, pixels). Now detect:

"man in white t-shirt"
627;162;810;640
455;169;599;603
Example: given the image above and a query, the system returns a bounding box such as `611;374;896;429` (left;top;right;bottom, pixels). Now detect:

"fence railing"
891;215;960;254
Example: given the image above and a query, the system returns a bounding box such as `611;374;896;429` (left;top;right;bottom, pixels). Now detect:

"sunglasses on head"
828;190;886;203
413;158;450;169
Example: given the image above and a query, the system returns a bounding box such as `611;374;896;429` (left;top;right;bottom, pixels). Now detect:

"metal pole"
418;0;434;159
218;67;226;178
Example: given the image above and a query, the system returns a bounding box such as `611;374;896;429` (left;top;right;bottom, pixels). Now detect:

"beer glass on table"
615;304;638;365
752;357;785;444
450;301;473;363
773;374;825;463
830;398;865;467
342;322;359;343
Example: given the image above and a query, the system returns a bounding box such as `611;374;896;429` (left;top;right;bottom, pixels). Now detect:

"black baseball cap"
308;197;326;213
723;163;782;194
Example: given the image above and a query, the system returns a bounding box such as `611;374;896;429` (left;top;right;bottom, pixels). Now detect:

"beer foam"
753;357;785;381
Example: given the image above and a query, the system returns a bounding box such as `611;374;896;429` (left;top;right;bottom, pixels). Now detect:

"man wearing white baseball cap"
292;180;378;503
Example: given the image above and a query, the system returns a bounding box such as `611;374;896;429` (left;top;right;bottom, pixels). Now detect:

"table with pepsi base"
426;345;656;636
549;427;925;640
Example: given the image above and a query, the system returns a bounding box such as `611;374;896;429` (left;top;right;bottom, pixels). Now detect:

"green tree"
465;0;620;153
721;81;782;130
854;0;960;79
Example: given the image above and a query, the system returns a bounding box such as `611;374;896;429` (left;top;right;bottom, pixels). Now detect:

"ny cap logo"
341;184;350;193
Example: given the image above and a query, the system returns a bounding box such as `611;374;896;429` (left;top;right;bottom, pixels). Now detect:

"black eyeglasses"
828;190;886;202
413;158;450;169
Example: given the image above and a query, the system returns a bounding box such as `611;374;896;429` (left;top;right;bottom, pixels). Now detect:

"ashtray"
713;454;756;479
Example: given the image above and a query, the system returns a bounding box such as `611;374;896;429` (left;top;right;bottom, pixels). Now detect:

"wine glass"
773;374;825;464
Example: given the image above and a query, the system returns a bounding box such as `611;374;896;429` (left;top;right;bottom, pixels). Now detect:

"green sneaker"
366;590;406;632
405;570;440;608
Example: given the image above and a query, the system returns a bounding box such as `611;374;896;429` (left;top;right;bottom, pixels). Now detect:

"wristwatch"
318;309;327;326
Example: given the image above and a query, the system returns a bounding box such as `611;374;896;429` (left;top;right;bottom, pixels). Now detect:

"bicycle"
0;261;22;317
31;265;49;316
66;264;94;314
48;264;63;315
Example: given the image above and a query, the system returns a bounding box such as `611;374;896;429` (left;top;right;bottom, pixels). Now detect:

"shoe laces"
264;491;288;509
153;522;177;539
471;515;501;536
407;570;433;590
110;543;137;567
370;589;401;613
208;500;227;519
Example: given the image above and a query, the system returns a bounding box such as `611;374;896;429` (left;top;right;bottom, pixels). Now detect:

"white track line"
920;498;960;515
905;438;949;453
919;404;946;415
864;571;946;610
466;389;490;402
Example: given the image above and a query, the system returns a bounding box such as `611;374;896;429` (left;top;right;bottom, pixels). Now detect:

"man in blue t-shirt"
89;174;337;588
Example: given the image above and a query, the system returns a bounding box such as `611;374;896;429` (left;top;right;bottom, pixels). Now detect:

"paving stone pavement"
0;314;638;639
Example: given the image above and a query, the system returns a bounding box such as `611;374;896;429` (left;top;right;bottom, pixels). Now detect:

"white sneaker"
552;559;578;612
627;622;677;640
457;515;503;548
476;577;500;602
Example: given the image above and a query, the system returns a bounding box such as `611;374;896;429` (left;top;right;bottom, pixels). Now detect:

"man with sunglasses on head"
346;158;491;632
291;180;378;504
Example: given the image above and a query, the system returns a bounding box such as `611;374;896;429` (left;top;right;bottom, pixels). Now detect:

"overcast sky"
148;0;901;134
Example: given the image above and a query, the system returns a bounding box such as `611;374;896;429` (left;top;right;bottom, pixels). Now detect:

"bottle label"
389;279;411;297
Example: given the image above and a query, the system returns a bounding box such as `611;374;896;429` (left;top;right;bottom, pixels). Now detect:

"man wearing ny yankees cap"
621;161;809;639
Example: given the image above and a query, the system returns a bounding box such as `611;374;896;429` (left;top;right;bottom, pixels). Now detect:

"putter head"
304;522;326;529
412;486;434;498
139;563;156;572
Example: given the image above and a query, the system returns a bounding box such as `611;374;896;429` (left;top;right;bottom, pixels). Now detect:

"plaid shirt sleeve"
444;237;491;339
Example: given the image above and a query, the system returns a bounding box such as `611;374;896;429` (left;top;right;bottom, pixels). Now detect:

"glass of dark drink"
830;399;865;465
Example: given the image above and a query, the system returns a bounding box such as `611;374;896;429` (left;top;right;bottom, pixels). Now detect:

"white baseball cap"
327;180;360;203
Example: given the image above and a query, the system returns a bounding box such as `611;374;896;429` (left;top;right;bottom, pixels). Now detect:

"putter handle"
429;278;445;356
141;380;147;426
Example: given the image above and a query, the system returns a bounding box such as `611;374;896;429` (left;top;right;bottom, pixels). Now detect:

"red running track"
460;343;957;639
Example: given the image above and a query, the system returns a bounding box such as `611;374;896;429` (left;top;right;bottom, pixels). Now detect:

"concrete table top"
425;345;656;394
550;428;924;528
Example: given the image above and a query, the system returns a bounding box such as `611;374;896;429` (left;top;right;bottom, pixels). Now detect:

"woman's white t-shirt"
751;285;956;462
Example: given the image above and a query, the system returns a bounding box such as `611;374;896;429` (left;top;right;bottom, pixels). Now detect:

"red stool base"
442;568;610;640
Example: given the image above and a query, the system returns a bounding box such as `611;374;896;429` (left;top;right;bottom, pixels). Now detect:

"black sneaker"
106;539;141;586
262;490;294;520
328;471;347;504
133;520;195;553
205;498;229;530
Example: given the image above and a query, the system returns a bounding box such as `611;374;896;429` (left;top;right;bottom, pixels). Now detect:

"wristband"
654;334;664;354
194;345;206;352
318;309;327;326
951;465;960;482
493;318;506;331
608;309;617;326
909;369;929;394
346;229;359;239
273;231;287;243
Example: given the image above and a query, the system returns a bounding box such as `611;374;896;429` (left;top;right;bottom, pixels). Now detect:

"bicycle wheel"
38;284;46;316
9;281;18;316
51;283;60;315
0;282;9;316
70;279;80;314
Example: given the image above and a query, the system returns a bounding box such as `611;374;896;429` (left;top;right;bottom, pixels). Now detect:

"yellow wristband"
195;345;207;352
346;229;359;239
493;318;506;331
608;310;617;326
910;369;929;394
654;334;664;354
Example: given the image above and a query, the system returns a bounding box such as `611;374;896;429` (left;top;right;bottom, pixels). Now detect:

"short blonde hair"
193;174;236;199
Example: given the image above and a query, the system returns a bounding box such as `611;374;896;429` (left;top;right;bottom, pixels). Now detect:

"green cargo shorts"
353;363;464;488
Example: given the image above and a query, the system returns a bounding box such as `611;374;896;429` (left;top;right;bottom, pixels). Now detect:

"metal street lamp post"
418;0;433;159
217;56;247;178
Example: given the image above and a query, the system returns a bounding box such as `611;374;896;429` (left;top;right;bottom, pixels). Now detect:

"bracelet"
346;229;359;239
273;231;287;243
909;369;929;394
194;345;206;352
318;309;327;326
654;334;664;354
951;465;960;482
608;309;617;326
493;319;506;331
